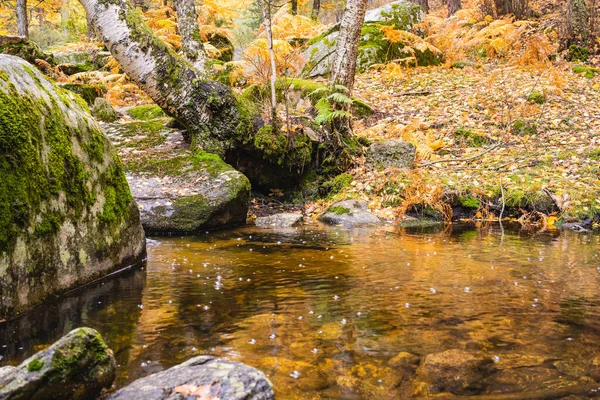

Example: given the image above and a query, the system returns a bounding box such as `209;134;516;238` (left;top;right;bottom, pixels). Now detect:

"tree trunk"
448;0;461;16
16;0;28;37
257;0;277;121
566;0;590;43
412;0;429;13
173;0;206;70
78;0;248;156
291;0;298;15
329;0;368;94
311;0;320;21
494;0;529;18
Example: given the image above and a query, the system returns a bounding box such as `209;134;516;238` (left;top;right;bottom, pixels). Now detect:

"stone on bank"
0;55;146;319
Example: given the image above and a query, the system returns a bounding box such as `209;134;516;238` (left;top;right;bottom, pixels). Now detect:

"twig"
499;175;505;222
392;90;431;96
543;188;562;212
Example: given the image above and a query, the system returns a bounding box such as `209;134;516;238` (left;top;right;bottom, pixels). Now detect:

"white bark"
329;0;368;94
173;0;206;70
257;0;277;117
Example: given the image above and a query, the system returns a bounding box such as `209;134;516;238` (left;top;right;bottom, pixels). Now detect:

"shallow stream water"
1;225;600;398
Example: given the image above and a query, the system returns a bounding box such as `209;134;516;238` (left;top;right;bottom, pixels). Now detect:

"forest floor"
306;61;600;227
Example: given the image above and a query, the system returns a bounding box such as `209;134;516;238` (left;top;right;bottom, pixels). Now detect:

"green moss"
50;328;110;383
455;128;490;147
511;120;537;136
34;212;64;236
27;359;44;372
324;173;353;197
527;91;546;104
566;45;589;62
573;65;599;79
451;61;469;69
60;83;107;105
329;206;351;215
458;194;480;209
98;156;132;226
0;74;98;253
126;104;166;120
253;125;288;165
589;149;600;160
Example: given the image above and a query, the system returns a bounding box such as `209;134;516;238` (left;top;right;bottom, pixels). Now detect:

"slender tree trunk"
173;0;206;70
494;0;529;18
448;0;461;16
257;0;277;121
311;0;320;21
566;0;590;43
37;8;44;29
291;0;298;15
412;0;429;13
330;0;368;94
16;0;29;37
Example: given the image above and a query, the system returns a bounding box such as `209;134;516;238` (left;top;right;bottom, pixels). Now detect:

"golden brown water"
1;225;600;398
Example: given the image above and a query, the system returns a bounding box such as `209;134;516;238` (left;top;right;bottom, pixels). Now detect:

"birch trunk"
448;0;461;16
78;0;250;156
329;0;368;94
257;0;277;120
16;0;29;37
311;0;320;20
413;0;429;13
173;0;206;70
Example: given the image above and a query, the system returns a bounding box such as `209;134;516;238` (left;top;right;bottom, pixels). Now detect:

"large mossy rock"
303;0;442;77
107;355;274;400
0;55;146;318
0;36;54;65
319;200;381;227
127;151;251;234
0;327;116;399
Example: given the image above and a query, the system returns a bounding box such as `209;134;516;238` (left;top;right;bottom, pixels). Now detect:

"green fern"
310;84;353;127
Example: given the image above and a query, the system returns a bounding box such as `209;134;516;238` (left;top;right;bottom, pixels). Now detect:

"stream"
1;224;599;398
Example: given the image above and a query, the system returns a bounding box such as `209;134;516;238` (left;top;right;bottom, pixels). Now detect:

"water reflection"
1;225;599;398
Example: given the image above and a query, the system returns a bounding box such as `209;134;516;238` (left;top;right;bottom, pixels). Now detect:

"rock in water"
416;349;496;395
127;151;250;234
107;356;274;400
319;200;380;227
366;140;416;170
0;55;146;318
0;327;116;399
256;213;303;229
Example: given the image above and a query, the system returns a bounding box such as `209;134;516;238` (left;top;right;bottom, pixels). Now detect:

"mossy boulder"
91;97;118;122
0;327;116;399
302;1;441;77
59;82;107;106
128;151;251;234
0;36;54;65
206;33;234;62
319;200;381;227
54;51;95;76
366;140;416;169
0;55;146;318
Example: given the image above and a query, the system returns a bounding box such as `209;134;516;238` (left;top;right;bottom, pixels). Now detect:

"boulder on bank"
256;213;303;228
302;1;442;77
319;200;381;226
0;327;116;399
0;55;146;318
91;97;118;122
54;51;94;76
367;140;416;169
0;36;54;65
127;151;251;234
107;355;274;400
415;349;496;395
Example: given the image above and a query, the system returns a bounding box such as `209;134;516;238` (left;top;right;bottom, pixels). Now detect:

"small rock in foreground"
256;213;303;229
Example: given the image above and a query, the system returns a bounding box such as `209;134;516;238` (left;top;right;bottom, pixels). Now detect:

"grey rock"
91;97;118;122
53;51;93;75
256;213;303;228
0;55;146;318
367;140;416;170
416;349;496;395
0;327;116;400
107;356;274;400
319;200;380;227
128;160;250;234
364;0;423;22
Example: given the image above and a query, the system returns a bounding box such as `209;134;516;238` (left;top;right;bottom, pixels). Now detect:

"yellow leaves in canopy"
269;14;325;40
199;0;253;24
243;38;304;85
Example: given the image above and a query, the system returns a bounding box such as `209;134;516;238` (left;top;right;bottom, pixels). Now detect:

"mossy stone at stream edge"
126;104;166;120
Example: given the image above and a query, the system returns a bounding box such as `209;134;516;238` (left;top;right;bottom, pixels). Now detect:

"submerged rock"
256;213;303;228
107;355;274;400
319;200;380;227
0;327;116;399
416;349;496;395
0;55;146;318
367;140;416;170
303;1;441;77
91;97;118;122
128;151;250;234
